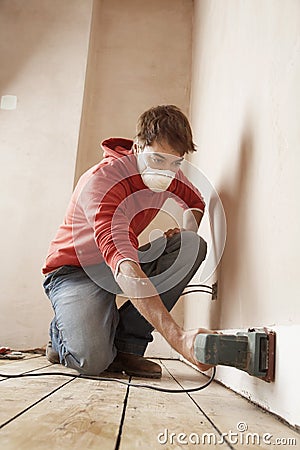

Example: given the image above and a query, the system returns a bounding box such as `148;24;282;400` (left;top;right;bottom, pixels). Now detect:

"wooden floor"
0;355;298;449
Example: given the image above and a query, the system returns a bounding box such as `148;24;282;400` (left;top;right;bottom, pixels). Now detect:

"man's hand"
164;227;181;238
177;328;217;372
164;207;203;237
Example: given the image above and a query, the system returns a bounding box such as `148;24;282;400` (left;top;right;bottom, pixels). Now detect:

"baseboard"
207;325;300;428
145;325;299;428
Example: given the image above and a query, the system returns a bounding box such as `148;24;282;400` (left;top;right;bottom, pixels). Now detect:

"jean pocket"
43;266;71;296
43;273;54;296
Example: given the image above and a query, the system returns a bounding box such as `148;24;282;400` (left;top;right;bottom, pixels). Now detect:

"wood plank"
0;360;129;450
162;359;233;398
0;360;76;427
1;357;297;449
163;360;299;450
119;360;231;449
0;353;42;367
0;355;52;381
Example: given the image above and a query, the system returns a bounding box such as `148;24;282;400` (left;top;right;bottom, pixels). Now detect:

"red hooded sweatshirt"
42;138;205;276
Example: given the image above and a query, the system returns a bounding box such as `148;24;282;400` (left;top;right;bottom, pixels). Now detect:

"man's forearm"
116;259;214;371
116;260;184;353
130;295;184;352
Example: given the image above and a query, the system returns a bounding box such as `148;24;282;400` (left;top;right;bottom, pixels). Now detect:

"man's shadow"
210;123;257;329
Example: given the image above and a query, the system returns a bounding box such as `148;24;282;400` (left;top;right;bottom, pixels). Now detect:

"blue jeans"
43;231;207;375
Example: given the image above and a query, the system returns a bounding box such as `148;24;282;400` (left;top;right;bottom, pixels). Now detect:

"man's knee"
63;344;116;376
163;230;207;267
180;230;207;264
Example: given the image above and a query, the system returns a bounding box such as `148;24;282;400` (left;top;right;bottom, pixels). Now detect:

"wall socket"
212;281;218;300
0;95;17;110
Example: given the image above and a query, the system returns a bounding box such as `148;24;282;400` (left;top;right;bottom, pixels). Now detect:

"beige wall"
75;0;193;182
0;0;93;347
186;0;300;427
0;0;193;348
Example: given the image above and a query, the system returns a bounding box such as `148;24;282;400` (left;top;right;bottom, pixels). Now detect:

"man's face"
136;140;185;192
139;140;184;173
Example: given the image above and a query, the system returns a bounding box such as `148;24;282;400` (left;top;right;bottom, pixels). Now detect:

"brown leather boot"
106;352;162;379
46;341;60;364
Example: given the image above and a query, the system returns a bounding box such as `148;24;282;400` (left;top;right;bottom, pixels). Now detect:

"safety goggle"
140;149;184;173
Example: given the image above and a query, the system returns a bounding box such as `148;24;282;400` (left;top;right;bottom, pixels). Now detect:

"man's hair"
135;105;196;156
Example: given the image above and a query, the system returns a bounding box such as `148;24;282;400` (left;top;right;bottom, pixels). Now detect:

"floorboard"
0;356;298;450
0;355;51;381
0;358;128;450
119;361;230;449
163;359;299;449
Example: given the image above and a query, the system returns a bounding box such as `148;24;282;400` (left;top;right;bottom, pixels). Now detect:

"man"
42;105;212;378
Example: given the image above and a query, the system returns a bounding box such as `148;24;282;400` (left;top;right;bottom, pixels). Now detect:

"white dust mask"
140;167;175;192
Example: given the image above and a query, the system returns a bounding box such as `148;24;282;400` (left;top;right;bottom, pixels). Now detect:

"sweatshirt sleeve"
170;170;205;213
94;188;140;273
77;170;140;274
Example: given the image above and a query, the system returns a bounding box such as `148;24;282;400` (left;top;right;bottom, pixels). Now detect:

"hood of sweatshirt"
101;137;134;159
100;137;146;190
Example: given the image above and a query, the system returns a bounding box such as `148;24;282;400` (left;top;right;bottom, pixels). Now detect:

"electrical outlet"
0;95;17;110
212;281;218;300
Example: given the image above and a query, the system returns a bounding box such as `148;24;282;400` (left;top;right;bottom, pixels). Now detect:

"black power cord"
183;284;213;296
0;367;216;394
184;284;213;290
183;289;212;295
0;286;216;393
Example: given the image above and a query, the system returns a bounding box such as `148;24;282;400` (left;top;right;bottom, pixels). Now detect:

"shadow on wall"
216;122;258;328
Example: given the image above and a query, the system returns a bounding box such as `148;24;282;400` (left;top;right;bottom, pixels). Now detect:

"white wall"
0;0;93;348
186;0;300;427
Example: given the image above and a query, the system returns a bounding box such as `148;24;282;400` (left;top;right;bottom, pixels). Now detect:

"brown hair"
135;105;196;156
